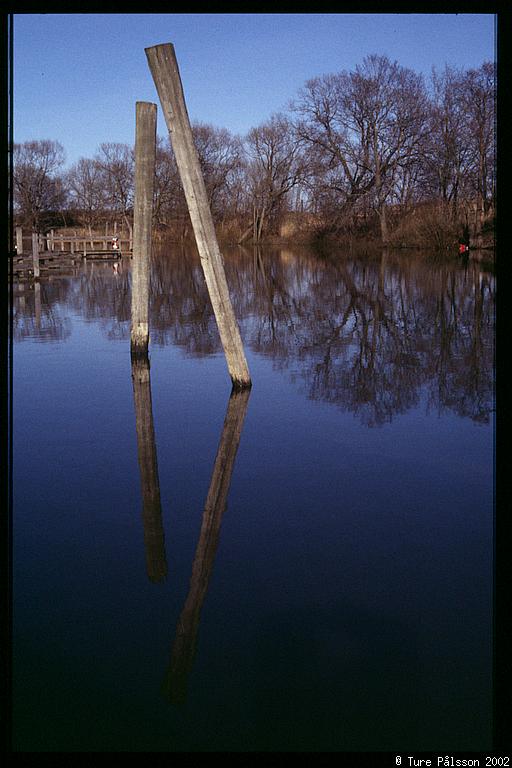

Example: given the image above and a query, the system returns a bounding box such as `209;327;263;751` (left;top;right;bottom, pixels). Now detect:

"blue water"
12;247;494;751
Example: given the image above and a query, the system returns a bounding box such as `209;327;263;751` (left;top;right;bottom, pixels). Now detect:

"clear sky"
13;13;496;169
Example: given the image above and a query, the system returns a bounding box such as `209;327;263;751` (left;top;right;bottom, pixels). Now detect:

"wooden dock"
10;226;132;279
9;250;128;279
14;226;132;257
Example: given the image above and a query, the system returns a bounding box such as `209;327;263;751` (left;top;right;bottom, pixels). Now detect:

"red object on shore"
459;243;469;254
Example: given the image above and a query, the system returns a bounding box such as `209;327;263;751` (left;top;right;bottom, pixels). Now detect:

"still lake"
12;243;494;752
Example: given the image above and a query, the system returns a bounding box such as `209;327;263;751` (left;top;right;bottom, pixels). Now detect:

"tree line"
13;55;495;248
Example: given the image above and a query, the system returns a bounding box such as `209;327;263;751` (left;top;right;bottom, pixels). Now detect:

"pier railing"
13;226;132;256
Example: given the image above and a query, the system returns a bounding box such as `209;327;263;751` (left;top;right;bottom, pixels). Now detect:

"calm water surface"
12;245;495;752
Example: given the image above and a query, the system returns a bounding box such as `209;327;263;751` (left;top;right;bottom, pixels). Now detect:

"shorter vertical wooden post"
50;229;55;251
16;226;23;254
131;101;157;352
60;234;64;252
31;232;40;278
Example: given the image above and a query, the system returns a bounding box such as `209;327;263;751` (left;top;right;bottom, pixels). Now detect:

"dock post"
50;229;55;251
31;232;40;278
131;101;157;352
16;226;23;254
145;43;251;389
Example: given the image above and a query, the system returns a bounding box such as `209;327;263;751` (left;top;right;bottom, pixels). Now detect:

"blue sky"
13;13;496;169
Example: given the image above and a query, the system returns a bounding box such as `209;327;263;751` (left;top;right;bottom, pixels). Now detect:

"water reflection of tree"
12;247;494;425
76;262;132;341
235;248;494;426
12;281;73;342
150;244;221;356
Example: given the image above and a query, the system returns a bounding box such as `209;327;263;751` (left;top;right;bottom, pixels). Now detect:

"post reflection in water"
34;281;41;330
131;348;168;583
162;386;251;705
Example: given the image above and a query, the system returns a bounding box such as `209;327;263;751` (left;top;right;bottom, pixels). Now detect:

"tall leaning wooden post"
145;43;251;389
131;101;157;353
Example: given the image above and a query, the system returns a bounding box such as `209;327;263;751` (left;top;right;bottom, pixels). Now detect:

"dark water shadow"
162;386;251;705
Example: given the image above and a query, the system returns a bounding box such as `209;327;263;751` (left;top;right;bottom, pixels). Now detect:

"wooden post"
131;101;157;352
146;43;251;389
16;226;23;254
162;387;250;703
60;234;64;252
50;229;55;251
131;349;167;583
31;232;40;278
34;281;41;329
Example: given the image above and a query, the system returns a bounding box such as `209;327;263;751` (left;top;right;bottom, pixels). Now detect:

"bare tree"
351;56;429;242
153;135;187;229
292;71;375;230
292;55;428;243
192;122;244;222
95;142;134;234
65;157;106;231
422;65;474;221
244;113;306;241
13;139;67;231
462;61;496;237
